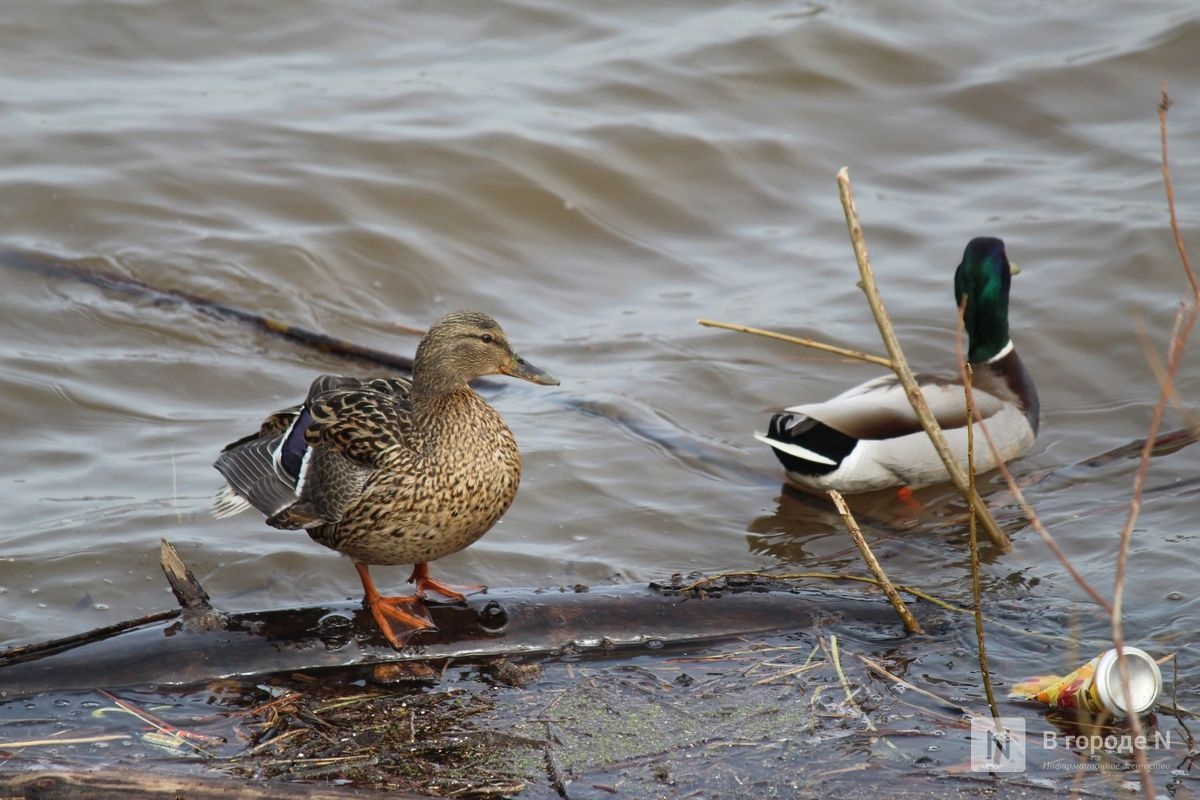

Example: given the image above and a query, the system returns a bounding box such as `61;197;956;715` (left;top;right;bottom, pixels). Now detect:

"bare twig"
854;653;973;717
823;635;873;736
962;363;1001;724
835;168;1012;551
674;569;1069;642
1112;82;1195;800
948;285;1112;608
828;490;924;634
1158;82;1197;297
972;426;1112;610
697;318;893;368
679;569;964;612
1134;311;1199;428
1170;655;1196;752
0;734;132;748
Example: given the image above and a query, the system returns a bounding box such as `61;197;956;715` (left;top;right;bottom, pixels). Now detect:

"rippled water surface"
1;0;1199;781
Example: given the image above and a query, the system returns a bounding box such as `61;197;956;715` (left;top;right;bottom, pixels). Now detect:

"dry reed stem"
828;490;924;634
674;569;1069;642
1134;311;1197;427
678;569;964;610
0;734;133;748
854;653;972;717
946;289;1112;608
970;422;1112;610
1158;84;1197;296
835;167;1012;552
963;363;1001;725
696;318;894;368
1110;82;1195;800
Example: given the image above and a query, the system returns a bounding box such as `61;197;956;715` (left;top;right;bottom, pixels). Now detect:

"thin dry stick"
971;419;1111;610
828;490;924;634
696;319;894;368
1134;311;1191;420
964;363;1001;724
945;270;1112;608
1170;656;1196;752
1111;80;1196;800
854;653;973;717
1158;82;1198;297
0;734;132;748
679;569;967;612
826;637;897;750
676;569;1065;642
835;167;1012;552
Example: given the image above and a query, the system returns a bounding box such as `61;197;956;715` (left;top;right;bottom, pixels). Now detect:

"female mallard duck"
756;237;1038;493
212;310;558;648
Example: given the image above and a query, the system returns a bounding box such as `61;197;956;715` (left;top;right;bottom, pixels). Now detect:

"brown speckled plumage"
301;381;524;565
213;310;559;646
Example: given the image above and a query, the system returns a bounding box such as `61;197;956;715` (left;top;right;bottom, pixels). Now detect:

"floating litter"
1011;646;1162;718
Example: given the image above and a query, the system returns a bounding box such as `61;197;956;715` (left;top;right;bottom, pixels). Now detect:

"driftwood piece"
0;248;417;373
0;582;896;696
0;769;416;799
0;543;899;696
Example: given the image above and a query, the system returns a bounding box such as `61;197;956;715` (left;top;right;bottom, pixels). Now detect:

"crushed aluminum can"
1010;646;1162;718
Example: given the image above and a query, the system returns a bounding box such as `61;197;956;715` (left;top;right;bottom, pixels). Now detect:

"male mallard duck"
212;310;559;647
755;237;1038;493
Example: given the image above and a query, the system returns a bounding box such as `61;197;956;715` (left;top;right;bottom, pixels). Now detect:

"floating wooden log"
0;542;899;696
0;769;421;799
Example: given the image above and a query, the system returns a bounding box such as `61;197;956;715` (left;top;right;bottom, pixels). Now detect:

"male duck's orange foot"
408;562;487;604
365;593;437;649
896;486;925;513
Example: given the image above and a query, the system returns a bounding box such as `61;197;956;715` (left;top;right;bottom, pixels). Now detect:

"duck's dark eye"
480;333;495;344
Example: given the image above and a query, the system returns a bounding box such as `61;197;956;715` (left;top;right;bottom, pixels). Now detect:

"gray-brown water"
1;0;1198;791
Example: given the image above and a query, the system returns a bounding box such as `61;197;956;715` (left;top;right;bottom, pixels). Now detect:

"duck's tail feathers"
211;485;253;519
212;434;298;520
756;412;857;476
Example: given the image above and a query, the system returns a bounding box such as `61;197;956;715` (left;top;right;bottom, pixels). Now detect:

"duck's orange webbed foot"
408;561;487;603
355;562;436;648
896;486;925;513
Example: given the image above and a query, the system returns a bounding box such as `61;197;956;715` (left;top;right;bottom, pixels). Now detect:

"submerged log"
0;769;416;799
0;582;898;696
0;544;900;696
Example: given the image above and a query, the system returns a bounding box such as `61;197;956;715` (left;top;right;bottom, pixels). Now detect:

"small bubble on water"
54;699;71;707
93;603;109;611
1166;591;1184;601
571;535;587;542
925;744;940;752
646;639;664;649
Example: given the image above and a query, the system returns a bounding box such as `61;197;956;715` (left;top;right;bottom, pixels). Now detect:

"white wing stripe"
753;432;838;466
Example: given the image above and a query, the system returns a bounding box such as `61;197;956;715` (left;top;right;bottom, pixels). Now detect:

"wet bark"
0;769;419;799
0;542;898;696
